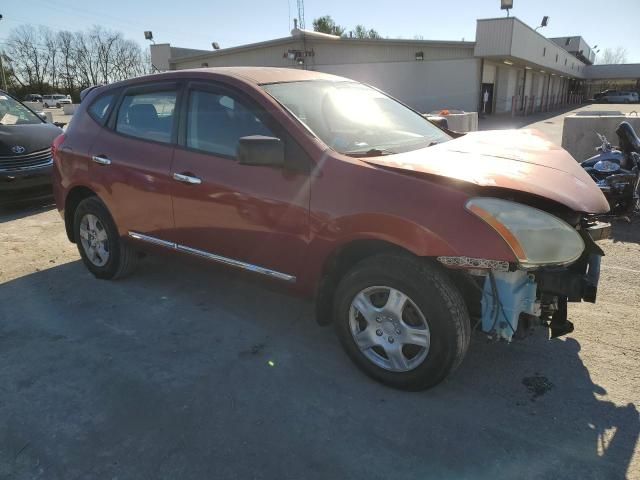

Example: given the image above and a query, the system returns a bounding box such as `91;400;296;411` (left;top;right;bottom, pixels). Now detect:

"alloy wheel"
79;213;110;267
349;286;430;372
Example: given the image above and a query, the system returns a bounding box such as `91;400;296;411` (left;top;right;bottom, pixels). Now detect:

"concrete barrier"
24;101;44;112
44;111;54;123
561;113;640;161
441;112;479;132
62;104;78;115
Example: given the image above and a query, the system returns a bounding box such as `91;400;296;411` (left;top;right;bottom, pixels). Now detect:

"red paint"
52;67;609;298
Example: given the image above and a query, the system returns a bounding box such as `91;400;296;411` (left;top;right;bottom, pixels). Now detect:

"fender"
296;209;517;296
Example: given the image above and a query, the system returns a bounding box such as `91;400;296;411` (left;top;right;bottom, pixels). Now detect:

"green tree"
312;15;346;36
351;25;381;39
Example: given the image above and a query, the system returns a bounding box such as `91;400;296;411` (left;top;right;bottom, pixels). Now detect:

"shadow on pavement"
0;197;56;224
0;257;637;479
609;215;640;244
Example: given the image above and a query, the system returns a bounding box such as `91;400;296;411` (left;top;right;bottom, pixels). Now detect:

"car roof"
116;67;349;88
86;67;353;103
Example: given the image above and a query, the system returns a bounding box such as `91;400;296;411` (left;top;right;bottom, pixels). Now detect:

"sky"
1;0;639;62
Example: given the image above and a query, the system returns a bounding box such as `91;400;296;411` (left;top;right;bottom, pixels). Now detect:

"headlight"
466;197;584;268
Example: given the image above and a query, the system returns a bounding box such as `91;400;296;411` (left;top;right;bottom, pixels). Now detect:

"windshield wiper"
344;148;394;157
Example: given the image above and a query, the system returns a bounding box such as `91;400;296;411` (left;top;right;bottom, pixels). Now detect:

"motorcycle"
581;121;640;216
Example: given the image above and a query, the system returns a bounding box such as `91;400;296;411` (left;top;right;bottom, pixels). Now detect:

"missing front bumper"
479;253;602;341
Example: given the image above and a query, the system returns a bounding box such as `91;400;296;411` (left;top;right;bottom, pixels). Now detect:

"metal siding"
317;58;481;113
474;19;513;57
509;20;586;78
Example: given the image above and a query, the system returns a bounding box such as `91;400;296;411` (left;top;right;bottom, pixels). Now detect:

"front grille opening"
0;148;53;172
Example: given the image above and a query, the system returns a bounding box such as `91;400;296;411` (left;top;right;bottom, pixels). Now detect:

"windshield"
0;94;42;125
262;80;451;156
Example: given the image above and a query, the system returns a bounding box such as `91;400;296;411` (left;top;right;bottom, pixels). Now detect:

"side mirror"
37;112;48;121
237;135;285;167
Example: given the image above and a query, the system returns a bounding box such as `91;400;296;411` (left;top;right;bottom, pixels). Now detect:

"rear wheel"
333;254;470;390
56;102;61;108
73;197;137;280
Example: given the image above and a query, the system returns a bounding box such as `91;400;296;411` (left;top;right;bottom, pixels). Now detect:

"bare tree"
57;30;77;95
3;24;148;96
6;25;50;92
597;47;628;64
43;28;59;91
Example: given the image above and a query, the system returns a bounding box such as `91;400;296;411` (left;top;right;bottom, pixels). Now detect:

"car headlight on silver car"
466;198;585;268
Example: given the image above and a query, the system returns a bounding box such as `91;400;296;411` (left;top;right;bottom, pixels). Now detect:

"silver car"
599;90;639;103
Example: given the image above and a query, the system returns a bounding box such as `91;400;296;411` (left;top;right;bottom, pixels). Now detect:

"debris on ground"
522;375;554;401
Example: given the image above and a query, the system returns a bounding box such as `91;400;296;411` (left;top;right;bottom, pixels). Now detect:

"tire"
73;196;138;280
44;103;49;108
333;254;470;391
56;103;61;108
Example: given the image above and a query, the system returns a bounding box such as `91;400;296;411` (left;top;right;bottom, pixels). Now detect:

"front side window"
186;89;273;157
262;80;451;156
116;90;176;143
0;93;42;125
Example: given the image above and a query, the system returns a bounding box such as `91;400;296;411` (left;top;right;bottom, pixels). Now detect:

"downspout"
479;58;485;115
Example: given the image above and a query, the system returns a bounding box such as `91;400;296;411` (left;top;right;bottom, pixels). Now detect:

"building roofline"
168;33;475;64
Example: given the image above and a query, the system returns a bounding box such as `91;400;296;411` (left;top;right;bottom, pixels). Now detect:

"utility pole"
0;14;7;92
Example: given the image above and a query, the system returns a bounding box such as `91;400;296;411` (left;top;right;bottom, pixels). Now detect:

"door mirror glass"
237;135;284;167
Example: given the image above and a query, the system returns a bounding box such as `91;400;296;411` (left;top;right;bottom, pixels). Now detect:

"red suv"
52;67;609;390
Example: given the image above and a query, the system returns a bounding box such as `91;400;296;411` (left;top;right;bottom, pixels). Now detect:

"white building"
151;16;640;115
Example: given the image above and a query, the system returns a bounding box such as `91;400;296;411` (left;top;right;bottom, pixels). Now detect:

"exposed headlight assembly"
466;197;585;268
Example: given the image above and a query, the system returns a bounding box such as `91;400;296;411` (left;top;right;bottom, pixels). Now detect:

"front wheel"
73;197;138;280
333;254;470;391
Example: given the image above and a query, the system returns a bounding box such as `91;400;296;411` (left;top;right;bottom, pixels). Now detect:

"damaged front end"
439;198;607;342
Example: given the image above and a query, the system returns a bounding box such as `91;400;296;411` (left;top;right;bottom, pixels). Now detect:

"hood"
364;129;610;214
0;123;63;156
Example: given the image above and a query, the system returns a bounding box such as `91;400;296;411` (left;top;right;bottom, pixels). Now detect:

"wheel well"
314;239;414;326
64;186;97;242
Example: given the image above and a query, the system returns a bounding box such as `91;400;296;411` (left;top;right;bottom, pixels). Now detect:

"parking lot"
1;105;639;479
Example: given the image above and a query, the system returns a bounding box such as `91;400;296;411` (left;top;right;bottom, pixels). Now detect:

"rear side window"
88;94;115;123
115;90;177;143
186;89;273;157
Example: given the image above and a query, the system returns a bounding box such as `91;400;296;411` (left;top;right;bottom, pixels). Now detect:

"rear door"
88;82;180;241
169;81;311;281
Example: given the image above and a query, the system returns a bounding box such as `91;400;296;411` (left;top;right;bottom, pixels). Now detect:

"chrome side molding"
128;231;176;249
128;231;296;282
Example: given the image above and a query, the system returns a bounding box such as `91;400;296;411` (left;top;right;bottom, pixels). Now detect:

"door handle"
173;172;202;185
91;155;111;166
